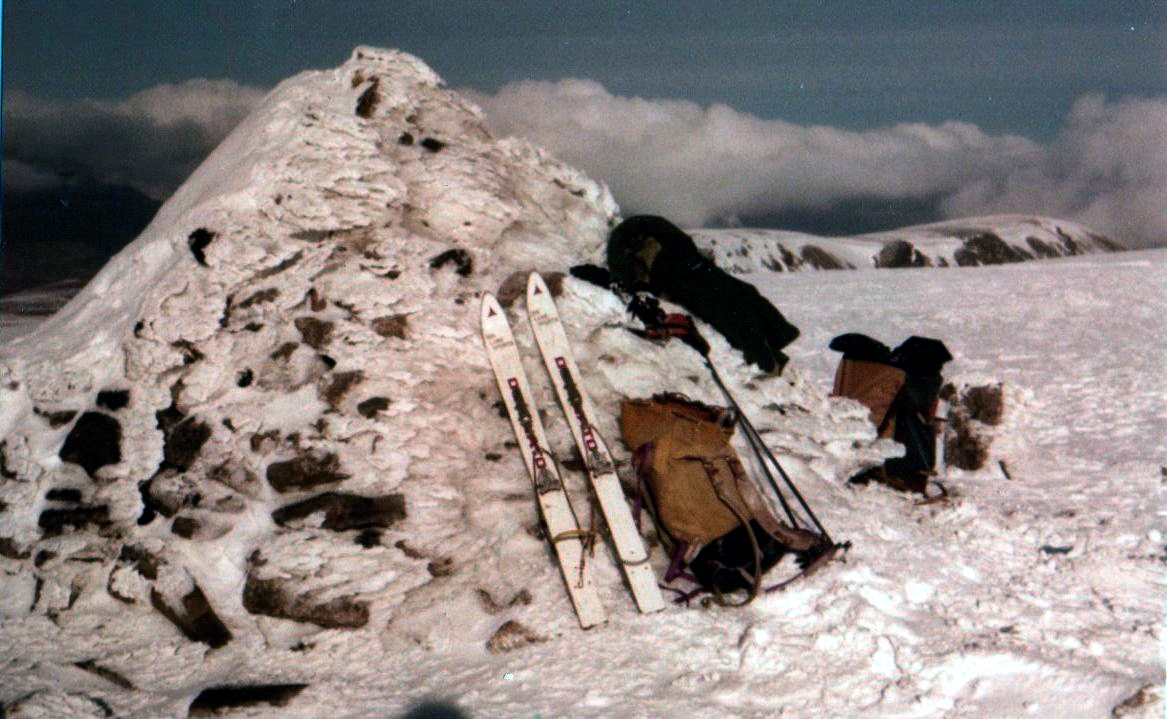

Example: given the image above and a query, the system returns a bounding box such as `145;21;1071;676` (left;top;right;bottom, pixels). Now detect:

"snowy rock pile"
0;47;887;713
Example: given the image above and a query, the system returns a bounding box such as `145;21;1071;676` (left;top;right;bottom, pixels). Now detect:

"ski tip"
481;292;502;320
527;271;548;298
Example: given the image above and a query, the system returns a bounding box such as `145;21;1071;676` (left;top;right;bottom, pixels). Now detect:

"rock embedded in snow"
942;382;1008;471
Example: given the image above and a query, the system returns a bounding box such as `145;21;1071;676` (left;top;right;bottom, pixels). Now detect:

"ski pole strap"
626;294;711;356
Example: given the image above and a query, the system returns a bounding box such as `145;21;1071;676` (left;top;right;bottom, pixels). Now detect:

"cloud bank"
3;79;266;199
4;77;1164;248
468;81;1167;248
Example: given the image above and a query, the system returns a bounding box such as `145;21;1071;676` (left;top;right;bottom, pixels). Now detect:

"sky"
2;0;1166;283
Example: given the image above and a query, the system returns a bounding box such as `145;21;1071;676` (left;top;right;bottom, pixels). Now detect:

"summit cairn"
0;47;875;714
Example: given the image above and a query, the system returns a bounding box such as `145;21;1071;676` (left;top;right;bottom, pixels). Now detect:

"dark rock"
543;271;567;297
160;416;212;472
496;271;530;307
876;239;930;268
1026;236;1062;259
270;341;299;360
188;684;309;716
475;587;533;614
95;389;130;411
171;516;200;538
59;412;122;477
420;137;446;152
271;491;406;531
355;77;381;118
188;228;215;266
72;660;135;690
427;556;455;577
242;576;369;629
357;397;392;418
171;339;204;365
944;409;992;470
208;461;261;497
371;314;409;339
236;287;280;309
954;233;1034;266
266;452;349;493
150;585;233;648
35;407;78;428
117;544;161;581
295;317;334;349
963;384;1006;425
0;442;16;480
486;620;545;654
429;248;473;276
354;529;382;547
801;244;852;270
45;488;83;503
322;371;364;410
0;537;31;559
38;505;111;537
301;287;325;311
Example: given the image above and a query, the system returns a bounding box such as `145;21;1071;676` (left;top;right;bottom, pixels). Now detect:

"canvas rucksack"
830;333;952;497
620;392;825;602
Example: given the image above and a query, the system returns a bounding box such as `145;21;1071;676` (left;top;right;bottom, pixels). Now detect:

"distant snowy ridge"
694;214;1124;273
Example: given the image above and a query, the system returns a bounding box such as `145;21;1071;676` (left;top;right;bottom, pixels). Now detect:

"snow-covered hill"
694;215;1123;274
0;48;1160;719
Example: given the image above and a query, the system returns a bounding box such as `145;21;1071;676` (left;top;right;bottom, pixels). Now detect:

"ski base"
481;293;606;629
527;273;666;614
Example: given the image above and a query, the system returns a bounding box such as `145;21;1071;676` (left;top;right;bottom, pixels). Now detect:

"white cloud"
942;95;1167;249
467;80;1167;248
6;77;1164;249
3;80;265;199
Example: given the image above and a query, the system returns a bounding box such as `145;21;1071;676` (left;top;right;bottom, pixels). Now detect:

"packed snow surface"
0;47;1161;718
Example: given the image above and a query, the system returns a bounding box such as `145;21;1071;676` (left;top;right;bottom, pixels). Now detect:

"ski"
481;293;607;629
526;273;666;614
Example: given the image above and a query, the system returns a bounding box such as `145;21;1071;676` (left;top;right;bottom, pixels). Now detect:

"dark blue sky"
2;1;1166;294
4;1;1165;139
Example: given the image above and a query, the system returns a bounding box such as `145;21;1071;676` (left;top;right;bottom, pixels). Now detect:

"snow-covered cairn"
0;48;880;658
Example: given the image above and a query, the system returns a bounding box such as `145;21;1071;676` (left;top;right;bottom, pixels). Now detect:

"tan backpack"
620;393;821;599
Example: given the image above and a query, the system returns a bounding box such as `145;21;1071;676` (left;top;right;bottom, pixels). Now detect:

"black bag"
831;334;952;495
606;215;799;374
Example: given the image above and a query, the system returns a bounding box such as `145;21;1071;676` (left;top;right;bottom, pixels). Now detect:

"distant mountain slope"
0;180;161;295
694;214;1124;273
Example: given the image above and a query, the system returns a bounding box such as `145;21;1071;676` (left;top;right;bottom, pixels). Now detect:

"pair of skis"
481;273;665;628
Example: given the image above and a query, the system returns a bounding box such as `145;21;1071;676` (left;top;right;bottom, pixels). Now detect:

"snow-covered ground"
0;47;1162;718
2;250;1162;719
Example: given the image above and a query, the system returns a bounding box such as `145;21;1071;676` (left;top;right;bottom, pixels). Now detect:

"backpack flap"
832;359;907;437
622;396;743;546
